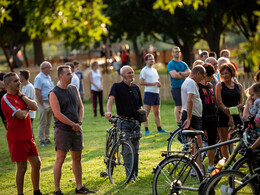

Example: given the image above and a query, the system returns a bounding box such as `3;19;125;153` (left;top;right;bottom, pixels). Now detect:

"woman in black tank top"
215;63;244;159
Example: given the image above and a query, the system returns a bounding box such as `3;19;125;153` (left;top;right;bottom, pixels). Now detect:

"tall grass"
0;100;177;194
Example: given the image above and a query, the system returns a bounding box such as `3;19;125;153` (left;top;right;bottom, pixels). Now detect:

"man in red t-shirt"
1;72;42;195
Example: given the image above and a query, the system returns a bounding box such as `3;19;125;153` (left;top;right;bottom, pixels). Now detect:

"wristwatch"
78;121;82;125
19;94;24;99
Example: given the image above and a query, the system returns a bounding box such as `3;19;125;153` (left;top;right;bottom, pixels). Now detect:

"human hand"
72;123;82;132
228;117;234;127
183;119;190;129
155;81;161;87
105;112;112;119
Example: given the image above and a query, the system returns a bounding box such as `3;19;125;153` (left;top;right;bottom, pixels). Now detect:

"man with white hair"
34;61;54;146
105;65;143;182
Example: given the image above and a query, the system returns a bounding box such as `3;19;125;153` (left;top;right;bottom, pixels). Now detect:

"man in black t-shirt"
105;65;142;182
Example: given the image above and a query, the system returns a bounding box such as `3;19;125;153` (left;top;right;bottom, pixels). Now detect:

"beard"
123;77;134;83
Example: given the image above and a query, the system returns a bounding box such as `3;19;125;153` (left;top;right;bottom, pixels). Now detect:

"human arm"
105;96;115;119
77;89;84;123
169;70;182;79
35;89;43;106
243;96;252;121
236;83;244;110
49;91;81;132
183;93;194;129
139;78;161;87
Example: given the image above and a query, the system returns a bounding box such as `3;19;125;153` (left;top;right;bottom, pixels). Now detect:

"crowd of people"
0;45;260;194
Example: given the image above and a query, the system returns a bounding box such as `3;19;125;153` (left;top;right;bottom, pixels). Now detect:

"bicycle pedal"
100;172;108;177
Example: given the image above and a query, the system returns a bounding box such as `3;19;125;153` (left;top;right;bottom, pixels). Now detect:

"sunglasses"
173;51;181;53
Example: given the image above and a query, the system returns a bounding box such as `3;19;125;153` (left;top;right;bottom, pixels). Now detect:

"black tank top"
52;85;79;131
221;82;240;107
198;83;216;116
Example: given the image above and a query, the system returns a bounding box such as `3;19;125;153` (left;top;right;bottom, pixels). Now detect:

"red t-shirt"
231;62;238;71
121;52;128;62
1;93;33;143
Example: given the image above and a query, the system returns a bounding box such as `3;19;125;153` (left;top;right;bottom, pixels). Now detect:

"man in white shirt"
140;54;166;135
19;70;36;138
65;62;80;89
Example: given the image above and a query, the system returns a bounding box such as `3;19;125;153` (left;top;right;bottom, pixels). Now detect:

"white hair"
217;57;230;66
40;61;52;70
120;65;132;75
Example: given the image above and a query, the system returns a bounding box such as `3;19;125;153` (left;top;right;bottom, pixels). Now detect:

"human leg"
45;104;52;143
218;127;229;159
71;150;83;189
97;91;104;116
37;103;46;144
54;149;67;192
16;161;27;194
91;90;97;117
174;106;182;122
152;105;161;127
28;156;41;191
171;88;182;122
143;104;151;129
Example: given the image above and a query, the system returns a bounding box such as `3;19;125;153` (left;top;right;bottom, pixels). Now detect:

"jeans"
117;119;140;179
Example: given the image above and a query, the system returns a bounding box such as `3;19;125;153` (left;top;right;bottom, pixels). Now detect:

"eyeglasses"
173;51;181;53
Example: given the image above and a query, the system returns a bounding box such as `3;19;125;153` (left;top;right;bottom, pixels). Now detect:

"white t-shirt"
181;77;202;117
91;69;102;91
22;82;36;119
140;66;160;94
71;72;80;89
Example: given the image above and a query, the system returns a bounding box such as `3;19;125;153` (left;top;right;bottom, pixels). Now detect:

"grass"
0;100;179;195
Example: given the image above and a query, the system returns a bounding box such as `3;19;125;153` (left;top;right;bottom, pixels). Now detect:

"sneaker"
145;130;150;135
53;191;63;195
75;186;95;194
39;141;45;147
207;166;215;173
158;129;168;133
45;139;51;145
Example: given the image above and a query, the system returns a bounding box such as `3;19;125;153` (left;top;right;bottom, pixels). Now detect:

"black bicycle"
102;116;137;186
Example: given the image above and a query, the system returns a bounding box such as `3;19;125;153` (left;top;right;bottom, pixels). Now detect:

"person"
120;46;129;67
192;60;204;68
34;61;54;146
247;83;260;129
0;72;7;129
140;54;166;135
220;49;238;71
198;63;218;173
209;51;217;59
243;70;260;121
215;63;243;159
181;65;206;170
74;60;84;101
205;57;219;88
168;46;191;123
20;70;36;138
111;56;120;75
49;65;94;195
1;72;42;195
65;62;80;89
200;50;209;62
89;61;104;117
105;65;143;182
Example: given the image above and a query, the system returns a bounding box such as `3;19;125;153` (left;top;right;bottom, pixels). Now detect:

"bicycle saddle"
182;130;204;137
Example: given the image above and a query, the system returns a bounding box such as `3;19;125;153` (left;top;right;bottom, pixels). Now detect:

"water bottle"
211;157;226;176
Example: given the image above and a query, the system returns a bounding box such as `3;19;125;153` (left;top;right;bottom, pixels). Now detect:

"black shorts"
181;111;203;130
218;109;243;127
54;129;84;152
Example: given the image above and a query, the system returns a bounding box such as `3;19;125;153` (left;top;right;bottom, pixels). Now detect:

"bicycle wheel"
107;140;136;185
152;155;203;195
227;130;242;161
202;170;258;195
167;128;184;152
105;128;117;161
232;155;260;175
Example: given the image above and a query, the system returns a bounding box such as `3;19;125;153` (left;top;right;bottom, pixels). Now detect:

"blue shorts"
171;88;182;106
144;92;160;106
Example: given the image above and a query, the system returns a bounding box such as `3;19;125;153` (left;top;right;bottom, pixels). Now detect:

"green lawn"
0;100;180;195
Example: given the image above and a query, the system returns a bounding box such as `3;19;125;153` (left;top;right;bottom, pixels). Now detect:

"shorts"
171;88;182;106
8;139;39;162
218;109;243;127
181;110;203;130
144;92;160;106
54;129;84;152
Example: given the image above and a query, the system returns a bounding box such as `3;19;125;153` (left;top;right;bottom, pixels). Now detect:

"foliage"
0;0;11;25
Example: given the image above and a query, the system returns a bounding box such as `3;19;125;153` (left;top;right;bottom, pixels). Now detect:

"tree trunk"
132;39;141;69
22;44;29;67
206;33;221;58
0;38;13;72
33;38;44;66
181;44;195;68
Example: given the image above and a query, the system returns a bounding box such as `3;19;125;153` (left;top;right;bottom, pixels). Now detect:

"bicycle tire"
105;128;117;160
107;140;136;185
167;128;183;152
152;155;203;195
202;170;258;195
227;130;242;162
232;155;260;175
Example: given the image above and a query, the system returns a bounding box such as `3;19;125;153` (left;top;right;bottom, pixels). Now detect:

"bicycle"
202;151;260;194
101;116;139;186
152;125;247;195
